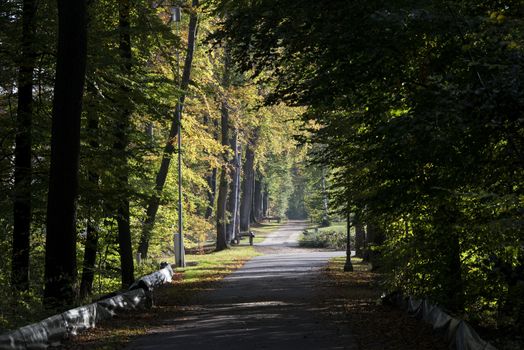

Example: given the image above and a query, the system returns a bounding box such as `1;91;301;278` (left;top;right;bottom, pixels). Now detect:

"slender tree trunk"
205;168;217;219
344;209;353;271
139;0;199;258
204;118;219;219
12;0;37;291
262;186;268;217
363;221;385;270
320;167;329;226
253;174;262;222
226;129;239;242
79;93;100;299
115;0;134;289
354;213;365;258
44;0;88;306
250;174;257;224
240;146;255;232
216;50;231;251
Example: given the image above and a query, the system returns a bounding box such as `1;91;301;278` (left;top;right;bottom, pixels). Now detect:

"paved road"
127;221;356;350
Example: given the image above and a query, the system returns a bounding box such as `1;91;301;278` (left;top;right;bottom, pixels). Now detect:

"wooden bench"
234;231;255;245
262;216;281;223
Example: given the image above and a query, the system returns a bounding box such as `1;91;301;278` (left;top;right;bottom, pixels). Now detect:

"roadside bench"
262;216;281;223
234;231;255;245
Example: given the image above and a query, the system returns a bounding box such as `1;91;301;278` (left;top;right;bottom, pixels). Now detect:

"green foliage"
299;224;350;250
213;0;524;333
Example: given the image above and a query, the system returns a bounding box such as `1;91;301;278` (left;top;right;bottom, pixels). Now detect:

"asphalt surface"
126;221;356;350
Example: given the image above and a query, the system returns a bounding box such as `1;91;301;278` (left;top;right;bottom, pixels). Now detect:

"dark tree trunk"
363;221;385;270
262;186;268;217
79;94;100;299
215;113;229;250
226;129;239;242
12;0;37;291
253;174;263;221
79;220;98;298
205;168;217;219
354;212;365;258
204;117;219;220
320;167;329;226
216;51;231;251
139;0;199;258
250;174;257;224
240;146;255;232
114;0;134;289
44;0;88;306
344;210;353;272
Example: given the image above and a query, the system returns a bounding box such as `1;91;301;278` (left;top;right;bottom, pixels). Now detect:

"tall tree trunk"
354;213;365;258
226;129;239;242
216;51;231;251
115;0;134;289
253;173;263;221
204;117;219;219
262;186;268;217
12;0;37;291
320;167;329;226
363;221;385;270
240;146;255;232
205;168;217;219
44;0;88;306
79;90;100;299
250;174;257;224
344;209;353;271
139;0;199;258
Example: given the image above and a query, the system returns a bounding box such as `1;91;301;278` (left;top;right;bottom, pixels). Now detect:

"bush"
299;229;349;250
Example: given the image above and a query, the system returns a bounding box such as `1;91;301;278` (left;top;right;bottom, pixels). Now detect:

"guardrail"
383;293;496;350
0;263;174;349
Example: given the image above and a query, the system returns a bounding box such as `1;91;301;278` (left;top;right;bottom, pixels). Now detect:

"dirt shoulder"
320;257;448;350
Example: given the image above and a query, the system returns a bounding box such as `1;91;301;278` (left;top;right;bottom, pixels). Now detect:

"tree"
44;0;88;306
239;144;255;232
12;0;37;292
114;0;134;289
139;0;199;259
216;50;231;251
226;128;240;242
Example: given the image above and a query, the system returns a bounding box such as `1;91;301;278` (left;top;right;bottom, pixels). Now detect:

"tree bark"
363;221;385;270
44;0;88;306
204;117;219;219
12;0;37;291
240;146;255;232
79;92;100;299
344;210;353;271
354;212;365;258
226;129;239;242
262;186;268;217
320;167;329;226
139;0;199;258
114;0;134;289
253;173;263;221
215;107;230;250
216;50;231;251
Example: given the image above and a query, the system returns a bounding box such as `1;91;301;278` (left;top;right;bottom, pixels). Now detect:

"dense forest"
0;0;522;339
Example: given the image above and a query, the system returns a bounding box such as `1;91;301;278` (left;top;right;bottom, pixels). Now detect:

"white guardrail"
0;264;173;349
383;293;497;350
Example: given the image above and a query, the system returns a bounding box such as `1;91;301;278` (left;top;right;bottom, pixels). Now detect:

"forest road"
126;220;356;350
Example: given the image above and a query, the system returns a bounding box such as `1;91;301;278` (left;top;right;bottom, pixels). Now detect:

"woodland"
0;0;523;341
